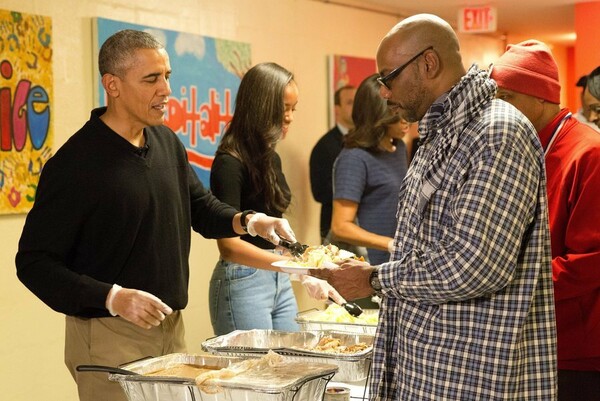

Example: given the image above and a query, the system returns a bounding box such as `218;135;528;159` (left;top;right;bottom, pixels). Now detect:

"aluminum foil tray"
296;308;378;335
109;353;337;401
202;330;373;382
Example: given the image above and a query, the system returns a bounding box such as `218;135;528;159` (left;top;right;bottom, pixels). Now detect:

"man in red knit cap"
491;40;600;401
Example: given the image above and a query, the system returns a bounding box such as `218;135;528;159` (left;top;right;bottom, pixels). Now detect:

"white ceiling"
321;0;579;44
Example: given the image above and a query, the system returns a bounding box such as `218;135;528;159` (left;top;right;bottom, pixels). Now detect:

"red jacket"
540;108;600;370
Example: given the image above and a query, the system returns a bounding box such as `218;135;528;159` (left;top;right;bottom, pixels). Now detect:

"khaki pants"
64;311;186;401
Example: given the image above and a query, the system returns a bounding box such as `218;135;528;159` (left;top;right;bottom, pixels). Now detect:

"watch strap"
240;210;256;233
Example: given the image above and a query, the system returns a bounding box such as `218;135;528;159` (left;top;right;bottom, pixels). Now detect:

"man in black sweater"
15;29;295;401
309;85;356;241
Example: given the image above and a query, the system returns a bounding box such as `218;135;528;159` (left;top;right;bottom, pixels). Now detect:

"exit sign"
458;6;497;33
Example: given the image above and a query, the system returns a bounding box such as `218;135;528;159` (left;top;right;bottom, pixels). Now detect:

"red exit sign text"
458;6;497;33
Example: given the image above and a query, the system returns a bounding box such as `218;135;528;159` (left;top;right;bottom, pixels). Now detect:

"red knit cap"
491;39;561;104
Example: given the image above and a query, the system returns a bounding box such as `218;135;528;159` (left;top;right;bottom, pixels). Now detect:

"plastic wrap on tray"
109;353;337;401
201;330;373;382
296;308;379;335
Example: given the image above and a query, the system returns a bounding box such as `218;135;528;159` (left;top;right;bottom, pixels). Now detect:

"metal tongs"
278;238;309;258
329;297;364;317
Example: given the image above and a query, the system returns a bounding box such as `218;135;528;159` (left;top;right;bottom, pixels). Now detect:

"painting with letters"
0;10;53;214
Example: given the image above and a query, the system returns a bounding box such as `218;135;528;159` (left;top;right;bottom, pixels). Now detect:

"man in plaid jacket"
313;14;557;401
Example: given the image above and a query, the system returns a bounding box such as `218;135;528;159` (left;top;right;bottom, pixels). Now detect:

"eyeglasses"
377;46;433;90
586;104;600;115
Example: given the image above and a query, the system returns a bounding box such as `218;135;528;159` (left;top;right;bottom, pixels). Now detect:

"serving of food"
201;329;373;381
142;351;292;393
272;244;364;272
145;363;222;379
111;351;339;400
297;304;379;326
294;335;370;355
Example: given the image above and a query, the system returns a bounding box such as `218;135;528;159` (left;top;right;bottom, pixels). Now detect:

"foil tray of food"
109;352;337;401
296;304;379;335
201;329;373;382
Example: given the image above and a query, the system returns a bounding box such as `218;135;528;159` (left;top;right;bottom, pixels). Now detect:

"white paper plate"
271;260;338;275
271;260;310;274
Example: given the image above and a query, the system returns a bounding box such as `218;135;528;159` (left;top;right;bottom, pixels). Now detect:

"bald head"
378;14;463;78
386;15;457;51
376;14;466;121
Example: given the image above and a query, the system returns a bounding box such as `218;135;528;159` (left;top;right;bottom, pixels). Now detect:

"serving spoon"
329;297;364;317
76;365;194;384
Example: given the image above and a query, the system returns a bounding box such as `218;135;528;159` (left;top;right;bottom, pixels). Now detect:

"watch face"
370;270;381;291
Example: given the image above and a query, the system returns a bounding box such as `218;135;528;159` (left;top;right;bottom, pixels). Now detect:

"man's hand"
247;213;296;245
108;287;173;329
310;259;374;301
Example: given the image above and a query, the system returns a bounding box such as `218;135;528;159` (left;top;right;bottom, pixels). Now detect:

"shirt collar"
537;108;571;150
337;123;350;135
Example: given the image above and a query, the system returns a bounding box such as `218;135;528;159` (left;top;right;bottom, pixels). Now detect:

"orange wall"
566;46;576;112
575;2;600;78
573;2;600;111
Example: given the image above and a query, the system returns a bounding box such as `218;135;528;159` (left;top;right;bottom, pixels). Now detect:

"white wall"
0;1;398;400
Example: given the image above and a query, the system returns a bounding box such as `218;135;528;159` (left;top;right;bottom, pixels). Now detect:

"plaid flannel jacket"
370;66;557;400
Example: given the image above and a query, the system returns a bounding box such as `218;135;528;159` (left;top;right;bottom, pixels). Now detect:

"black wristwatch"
240;209;256;233
369;267;382;292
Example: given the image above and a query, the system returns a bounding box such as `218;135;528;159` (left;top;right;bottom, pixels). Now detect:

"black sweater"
16;108;238;317
210;152;290;250
309;126;344;238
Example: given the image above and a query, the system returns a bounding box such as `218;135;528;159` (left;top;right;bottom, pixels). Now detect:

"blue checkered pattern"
370;66;557;400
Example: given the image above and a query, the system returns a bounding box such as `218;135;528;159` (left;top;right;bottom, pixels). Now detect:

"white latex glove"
246;213;296;245
107;285;173;329
300;275;346;304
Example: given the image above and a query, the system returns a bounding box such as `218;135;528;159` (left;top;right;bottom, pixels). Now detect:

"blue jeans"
209;259;299;335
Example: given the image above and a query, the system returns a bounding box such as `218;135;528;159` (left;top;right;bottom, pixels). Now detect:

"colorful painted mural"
95;18;251;186
0;10;53;214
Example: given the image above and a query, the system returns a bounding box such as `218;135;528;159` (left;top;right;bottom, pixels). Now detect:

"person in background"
577;66;600;131
491;39;600;401
312;14;557;400
15;30;295;401
402;119;420;163
209;62;343;336
572;74;599;131
330;74;409;308
310;85;356;242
